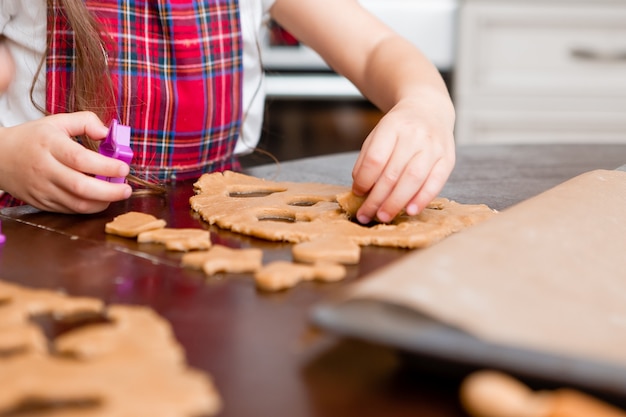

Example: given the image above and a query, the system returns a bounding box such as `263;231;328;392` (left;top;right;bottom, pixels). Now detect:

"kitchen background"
240;0;626;167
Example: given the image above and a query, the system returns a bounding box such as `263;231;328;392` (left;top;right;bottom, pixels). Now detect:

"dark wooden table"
1;144;625;417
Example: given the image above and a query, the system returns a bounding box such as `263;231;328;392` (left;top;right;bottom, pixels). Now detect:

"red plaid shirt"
47;0;243;183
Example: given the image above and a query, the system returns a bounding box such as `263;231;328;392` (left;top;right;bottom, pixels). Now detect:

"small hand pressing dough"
336;191;447;221
0;279;221;417
105;211;167;238
181;245;263;275
138;228;212;251
255;261;347;291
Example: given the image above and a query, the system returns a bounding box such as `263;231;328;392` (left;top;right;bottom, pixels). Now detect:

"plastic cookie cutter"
96;119;133;184
0;219;5;245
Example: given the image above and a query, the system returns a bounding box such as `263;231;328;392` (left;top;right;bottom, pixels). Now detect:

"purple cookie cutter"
0;219;5;245
96;119;133;184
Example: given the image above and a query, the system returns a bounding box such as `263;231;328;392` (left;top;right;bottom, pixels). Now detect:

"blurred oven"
261;0;459;99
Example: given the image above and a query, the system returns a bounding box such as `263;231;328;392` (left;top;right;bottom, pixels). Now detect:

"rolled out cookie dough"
0;279;221;416
105;212;167;238
255;261;347;292
190;171;496;249
181;245;263;275
292;235;361;265
138;228;212;251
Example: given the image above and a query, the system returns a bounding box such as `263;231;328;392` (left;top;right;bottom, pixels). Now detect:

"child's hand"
351;97;456;224
0;112;132;213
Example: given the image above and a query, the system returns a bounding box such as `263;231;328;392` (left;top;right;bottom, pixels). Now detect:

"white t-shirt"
0;0;275;154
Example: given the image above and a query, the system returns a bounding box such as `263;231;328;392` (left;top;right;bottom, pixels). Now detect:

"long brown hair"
37;0;165;193
39;0;116;152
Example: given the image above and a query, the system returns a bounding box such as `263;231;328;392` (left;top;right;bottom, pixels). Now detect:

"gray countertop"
246;143;626;211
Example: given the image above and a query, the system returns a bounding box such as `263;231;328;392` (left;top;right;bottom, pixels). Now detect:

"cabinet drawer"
456;1;626;98
455;109;626;145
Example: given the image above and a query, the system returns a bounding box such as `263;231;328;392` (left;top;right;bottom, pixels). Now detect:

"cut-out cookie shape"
105;211;167;238
0;280;221;416
190;171;496;249
292;235;361;265
181;245;263;275
138;228;212;251
255;261;347;291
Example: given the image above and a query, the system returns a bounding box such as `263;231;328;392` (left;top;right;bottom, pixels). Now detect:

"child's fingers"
48;111;110;141
16;165;130;214
62;181;132;213
47;165;132;213
351;130;394;197
48;126;130;178
371;152;433;223
29;193;112;215
375;147;453;220
406;159;454;216
50;112;132;179
356;144;423;224
353;129;454;224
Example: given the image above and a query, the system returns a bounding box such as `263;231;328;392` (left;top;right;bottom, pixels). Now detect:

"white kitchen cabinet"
453;0;626;144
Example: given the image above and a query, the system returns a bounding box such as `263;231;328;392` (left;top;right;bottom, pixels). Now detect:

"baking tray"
312;164;626;400
312;298;626;399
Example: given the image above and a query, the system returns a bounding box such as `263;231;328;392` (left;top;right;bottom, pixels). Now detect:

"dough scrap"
190;171;496;249
181;245;263;275
255;261;347;291
336;191;446;220
138;228;212;251
292;235;361;265
335;191;365;219
0;279;221;417
105;211;167;238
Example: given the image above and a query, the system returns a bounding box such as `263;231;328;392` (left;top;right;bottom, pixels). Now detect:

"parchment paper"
344;169;626;367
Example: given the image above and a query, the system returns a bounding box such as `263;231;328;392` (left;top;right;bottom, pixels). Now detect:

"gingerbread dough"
0;280;220;416
138;228;212;251
181;245;263;275
292;235;361;265
105;212;167;238
255;261;347;291
335;191;366;219
190;171;496;249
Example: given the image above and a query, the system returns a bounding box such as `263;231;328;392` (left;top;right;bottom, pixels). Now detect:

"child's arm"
0;112;132;213
270;0;456;224
0;38;14;93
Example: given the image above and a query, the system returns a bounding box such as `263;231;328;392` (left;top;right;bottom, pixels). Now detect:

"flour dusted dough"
190;171;496;249
0;279;220;416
